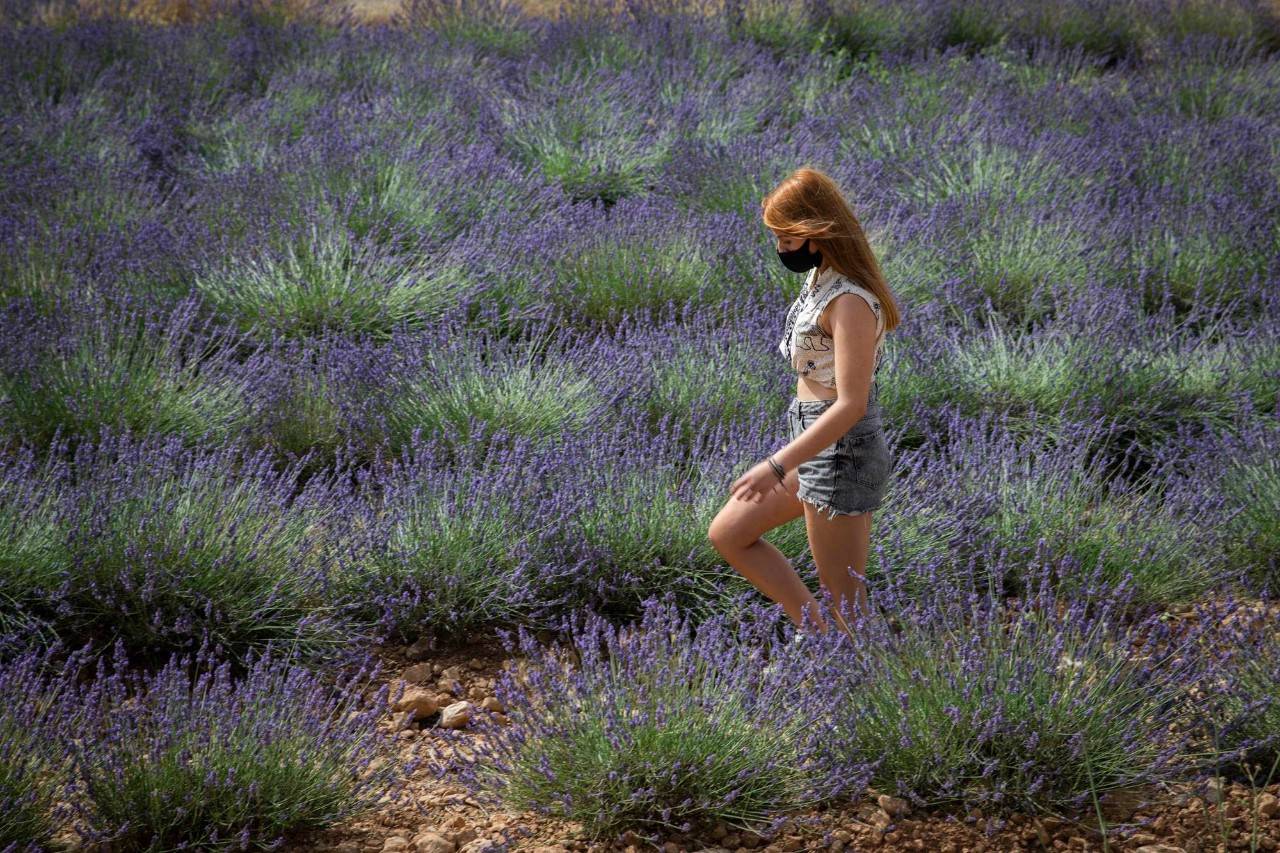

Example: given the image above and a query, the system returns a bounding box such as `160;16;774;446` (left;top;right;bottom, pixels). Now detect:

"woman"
708;166;900;641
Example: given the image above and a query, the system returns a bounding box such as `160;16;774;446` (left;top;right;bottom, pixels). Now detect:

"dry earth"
346;0;711;24
350;0;402;23
15;0;639;26
279;633;1280;853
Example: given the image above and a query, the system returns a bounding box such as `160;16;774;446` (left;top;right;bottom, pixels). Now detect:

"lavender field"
1;0;1279;850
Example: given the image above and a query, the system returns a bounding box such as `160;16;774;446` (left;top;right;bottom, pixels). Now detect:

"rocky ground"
347;0;402;23
282;634;1280;853
345;0;642;24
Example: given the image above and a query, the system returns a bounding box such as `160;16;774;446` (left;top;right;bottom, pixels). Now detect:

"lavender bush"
1198;601;1280;783
0;430;371;669
976;430;1229;606
425;594;865;843
401;0;536;56
0;636;93;852
1159;417;1280;594
192;207;468;342
425;562;1215;838
332;427;558;643
64;636;415;852
876;274;1276;467
379;319;611;453
0;0;1277;840
871;410;1231;606
0;164;196;312
332;406;804;642
241;329;393;473
815;557;1211;814
0;292;257;454
1220;447;1280;593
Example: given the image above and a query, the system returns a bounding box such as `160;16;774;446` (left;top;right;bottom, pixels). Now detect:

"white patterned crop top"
777;265;885;390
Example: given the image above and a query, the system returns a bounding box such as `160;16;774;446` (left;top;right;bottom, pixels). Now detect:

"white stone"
439;700;472;729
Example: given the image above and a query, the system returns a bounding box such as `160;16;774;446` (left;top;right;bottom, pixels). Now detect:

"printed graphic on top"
778;265;885;390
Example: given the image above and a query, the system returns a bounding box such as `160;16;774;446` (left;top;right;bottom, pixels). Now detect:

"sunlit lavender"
1;0;1278;847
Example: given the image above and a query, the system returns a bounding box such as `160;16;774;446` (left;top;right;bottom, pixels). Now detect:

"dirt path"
349;0;401;23
345;0;701;24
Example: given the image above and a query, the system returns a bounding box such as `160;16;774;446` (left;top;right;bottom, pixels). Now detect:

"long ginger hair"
761;166;900;335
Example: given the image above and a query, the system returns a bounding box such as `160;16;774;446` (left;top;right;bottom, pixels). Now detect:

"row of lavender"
0;312;1276;661
4;14;1279;329
3;265;1279;470
5;561;1280;848
3;371;1277;848
0;376;1272;655
1;0;1278;849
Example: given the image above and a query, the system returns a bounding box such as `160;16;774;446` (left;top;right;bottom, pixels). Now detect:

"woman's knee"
707;511;758;553
706;516;738;552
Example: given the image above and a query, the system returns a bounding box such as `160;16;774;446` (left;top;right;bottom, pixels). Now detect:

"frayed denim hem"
798;494;877;520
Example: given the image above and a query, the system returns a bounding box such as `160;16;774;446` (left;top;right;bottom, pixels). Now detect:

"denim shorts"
784;389;892;519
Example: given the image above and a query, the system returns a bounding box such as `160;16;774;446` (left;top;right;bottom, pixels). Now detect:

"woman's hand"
730;458;795;504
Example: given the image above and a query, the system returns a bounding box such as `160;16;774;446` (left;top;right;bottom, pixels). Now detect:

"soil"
346;0;654;24
282;634;1280;853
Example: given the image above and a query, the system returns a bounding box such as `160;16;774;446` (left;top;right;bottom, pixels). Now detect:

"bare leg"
803;505;873;640
708;471;828;633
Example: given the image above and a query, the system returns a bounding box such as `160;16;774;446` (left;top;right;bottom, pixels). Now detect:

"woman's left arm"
770;294;879;471
729;295;879;504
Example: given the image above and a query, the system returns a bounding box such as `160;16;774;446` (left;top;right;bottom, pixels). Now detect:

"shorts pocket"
838;428;891;489
848;402;884;437
848;416;881;439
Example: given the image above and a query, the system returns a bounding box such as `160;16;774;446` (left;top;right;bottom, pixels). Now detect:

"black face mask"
777;241;822;273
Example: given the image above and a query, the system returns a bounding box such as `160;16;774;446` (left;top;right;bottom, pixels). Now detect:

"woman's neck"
810;262;831;288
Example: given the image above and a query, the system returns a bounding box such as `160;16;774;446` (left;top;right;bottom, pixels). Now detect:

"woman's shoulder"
820;274;881;314
816;274;884;336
